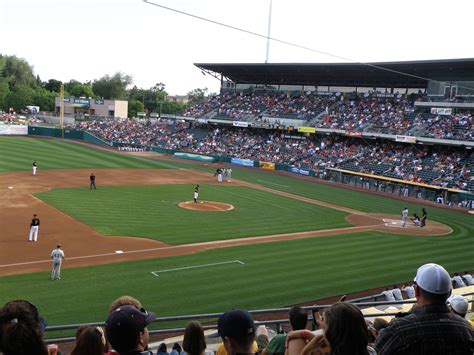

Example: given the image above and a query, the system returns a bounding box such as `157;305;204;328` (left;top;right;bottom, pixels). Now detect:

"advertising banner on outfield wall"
233;121;249;128
345;131;363;137
297;126;316;133
231;157;254;167
0;125;28;135
259;161;275;170
197;118;208;124
289;166;311;176
395;135;417;143
430;107;452;116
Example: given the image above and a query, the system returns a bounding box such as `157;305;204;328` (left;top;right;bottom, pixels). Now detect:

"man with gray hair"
375;263;473;354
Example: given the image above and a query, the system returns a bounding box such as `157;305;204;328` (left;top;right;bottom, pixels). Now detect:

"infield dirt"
0;168;451;276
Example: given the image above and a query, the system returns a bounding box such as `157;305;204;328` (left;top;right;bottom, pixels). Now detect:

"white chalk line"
257;180;290;188
0;224;383;269
150;260;244;276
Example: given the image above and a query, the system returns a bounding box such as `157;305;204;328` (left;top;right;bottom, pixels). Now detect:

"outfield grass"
35;184;349;244
0;136;173;172
0;137;473;328
0;230;472;328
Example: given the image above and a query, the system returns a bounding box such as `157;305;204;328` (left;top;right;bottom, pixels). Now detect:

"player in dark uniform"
90;173;97;190
28;214;40;241
420;208;427;227
194;184;200;203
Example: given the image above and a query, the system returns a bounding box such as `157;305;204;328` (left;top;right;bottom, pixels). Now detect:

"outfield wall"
26;126;473;207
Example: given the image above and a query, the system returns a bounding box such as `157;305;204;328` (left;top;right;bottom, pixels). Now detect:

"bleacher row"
181;92;474;141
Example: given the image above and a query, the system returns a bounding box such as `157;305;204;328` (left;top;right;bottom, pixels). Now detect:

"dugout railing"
43;294;474;344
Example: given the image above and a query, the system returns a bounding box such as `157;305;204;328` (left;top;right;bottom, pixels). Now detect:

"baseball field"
0;136;472;332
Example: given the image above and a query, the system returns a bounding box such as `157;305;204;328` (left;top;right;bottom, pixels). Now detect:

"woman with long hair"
71;326;108;355
286;302;375;355
182;321;213;355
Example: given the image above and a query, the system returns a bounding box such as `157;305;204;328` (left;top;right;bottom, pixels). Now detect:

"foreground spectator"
367;318;389;346
71;326;108;355
452;273;467;288
108;295;143;314
182;321;213;355
447;295;469;320
266;306;308;355
156;343;168;355
169;343;182;355
217;309;256;355
462;271;473;285
0;300;48;355
391;285;403;301
105;305;155;355
401;283;416;298
374;263;474;354
0;300;49;355
286;302;375;355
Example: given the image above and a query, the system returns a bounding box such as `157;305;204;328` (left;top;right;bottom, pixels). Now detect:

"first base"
8;186;14;189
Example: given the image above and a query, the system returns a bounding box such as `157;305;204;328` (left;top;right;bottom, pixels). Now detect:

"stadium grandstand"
66;59;474;205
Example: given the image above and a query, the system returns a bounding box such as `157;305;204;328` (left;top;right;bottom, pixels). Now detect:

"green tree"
187;87;208;105
44;79;62;93
2;55;36;88
64;80;95;98
92;72;132;100
0;56;10;110
128;99;145;118
32;87;56;111
4;85;35;111
161;101;187;115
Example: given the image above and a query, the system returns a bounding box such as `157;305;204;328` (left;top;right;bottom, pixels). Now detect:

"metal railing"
43;293;474;344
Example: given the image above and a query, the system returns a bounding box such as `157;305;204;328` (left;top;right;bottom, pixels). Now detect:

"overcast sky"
1;0;473;95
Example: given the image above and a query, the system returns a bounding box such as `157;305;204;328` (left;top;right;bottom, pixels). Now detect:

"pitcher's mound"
178;201;234;212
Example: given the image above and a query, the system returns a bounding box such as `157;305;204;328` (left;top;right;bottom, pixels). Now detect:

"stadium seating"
73;120;474;192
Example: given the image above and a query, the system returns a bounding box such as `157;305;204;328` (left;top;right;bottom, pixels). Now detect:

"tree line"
0;54;209;117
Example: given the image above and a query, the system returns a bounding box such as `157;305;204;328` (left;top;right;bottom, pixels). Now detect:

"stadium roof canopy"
195;58;474;88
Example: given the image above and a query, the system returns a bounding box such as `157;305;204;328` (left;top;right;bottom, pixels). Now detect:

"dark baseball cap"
105;305;156;352
218;309;255;339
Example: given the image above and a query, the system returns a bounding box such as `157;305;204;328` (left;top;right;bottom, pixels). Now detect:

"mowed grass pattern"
35;184;349;244
0;230;472;329
0;137;473;327
0;136;173;172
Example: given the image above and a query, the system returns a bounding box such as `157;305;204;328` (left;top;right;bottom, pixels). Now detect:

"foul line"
150;260;244;276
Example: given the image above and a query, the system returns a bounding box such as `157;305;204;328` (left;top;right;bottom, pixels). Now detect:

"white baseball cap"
414;263;452;294
447;295;469;316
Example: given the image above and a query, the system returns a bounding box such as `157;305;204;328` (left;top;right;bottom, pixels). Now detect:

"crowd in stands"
0;263;472;355
180;91;474;141
74;119;474;192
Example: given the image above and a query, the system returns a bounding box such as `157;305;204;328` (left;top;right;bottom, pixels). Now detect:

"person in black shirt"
421;208;427;227
194;184;200;203
90;173;97;190
28;214;40;242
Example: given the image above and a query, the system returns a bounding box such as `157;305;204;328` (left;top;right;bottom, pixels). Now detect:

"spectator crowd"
180;92;474;141
73;120;474;192
0;263;472;355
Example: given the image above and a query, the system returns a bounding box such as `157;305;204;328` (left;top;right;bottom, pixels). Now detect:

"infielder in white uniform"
401;207;408;227
32;160;37;175
51;244;65;280
28;214;40;242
